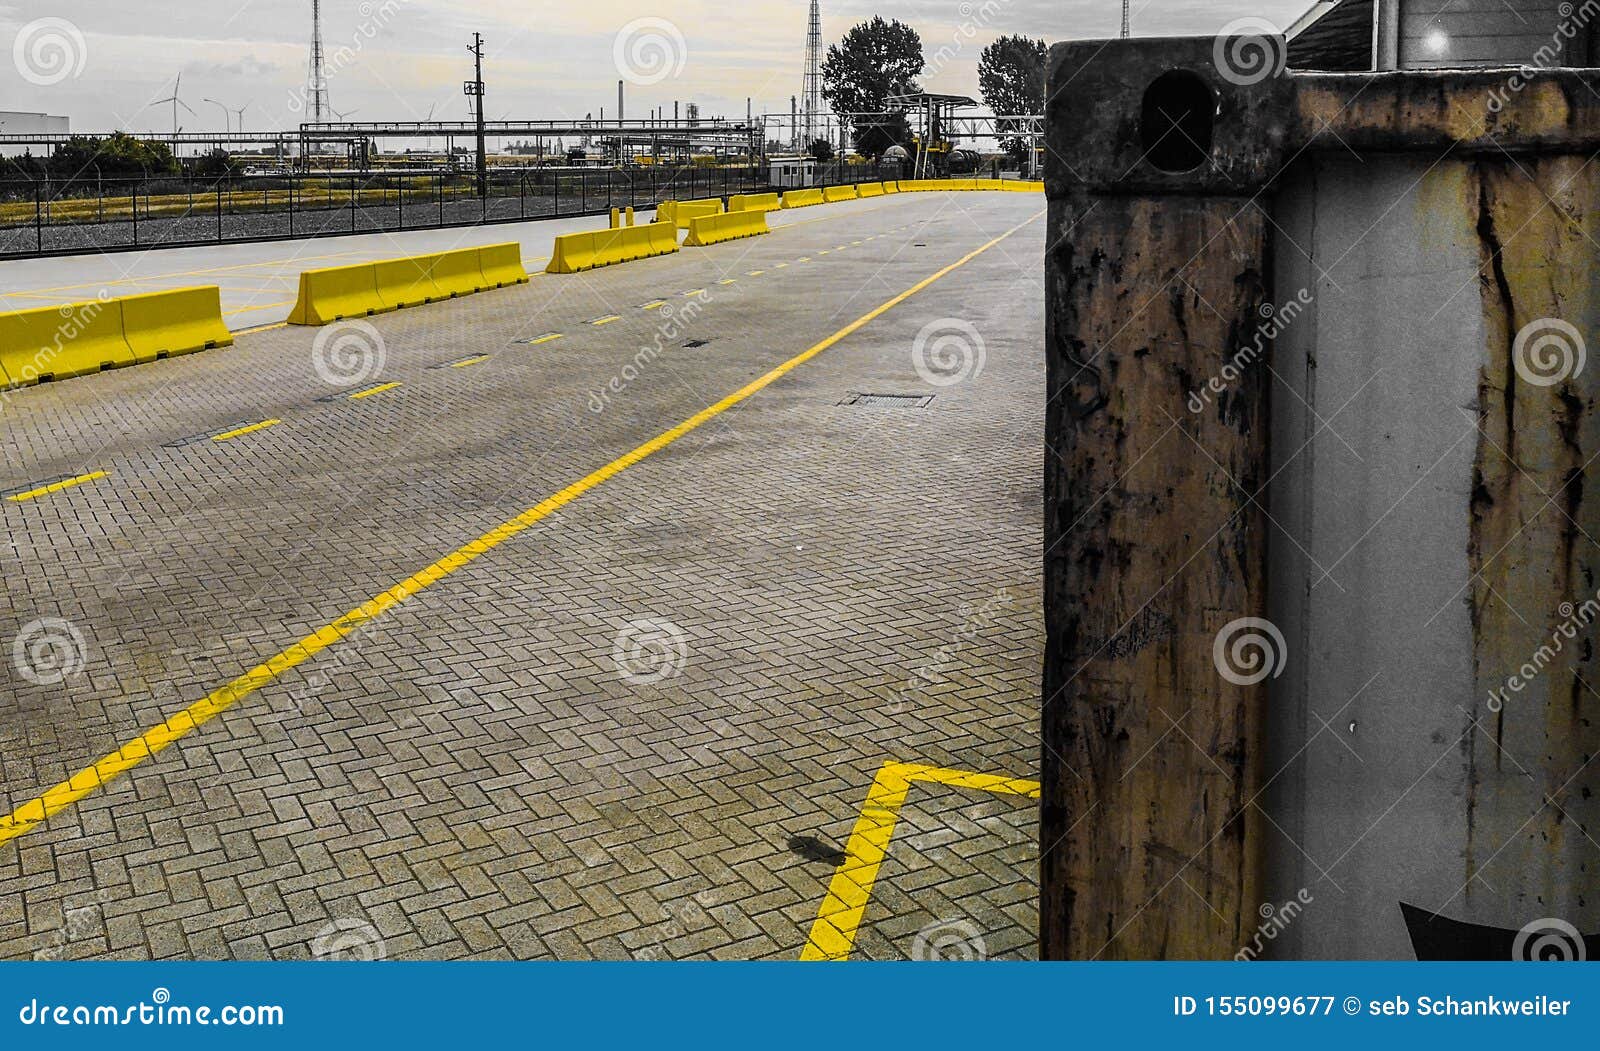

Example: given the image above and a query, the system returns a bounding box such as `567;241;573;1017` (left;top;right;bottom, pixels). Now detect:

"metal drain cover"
838;392;933;408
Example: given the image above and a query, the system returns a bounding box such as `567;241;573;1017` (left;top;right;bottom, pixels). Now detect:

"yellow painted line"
718;279;737;286
774;263;789;269
211;419;281;442
6;470;109;503
818;250;830;255
0;209;1040;849
348;381;402;400
681;288;706;298
232;321;287;336
799;761;1041;962
587;315;621;326
746;270;765;277
223;300;297;317
798;257;811;263
641;300;668;310
449;355;491;368
523;332;562;345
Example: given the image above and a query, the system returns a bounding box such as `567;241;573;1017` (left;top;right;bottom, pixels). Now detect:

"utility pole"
465;32;487;197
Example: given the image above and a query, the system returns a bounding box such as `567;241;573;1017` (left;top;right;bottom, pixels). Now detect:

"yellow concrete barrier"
0;296;137;386
373;257;443;311
546;221;679;274
728;192;781;213
823;185;858;203
683;209;770;247
882;181;901;193
478;243;530;287
121;286;233;364
657;197;724;230
856;182;885;198
781;188;824;209
426;248;489;299
288;262;387;325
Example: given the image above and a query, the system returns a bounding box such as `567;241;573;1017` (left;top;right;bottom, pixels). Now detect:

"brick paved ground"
0;191;1045;960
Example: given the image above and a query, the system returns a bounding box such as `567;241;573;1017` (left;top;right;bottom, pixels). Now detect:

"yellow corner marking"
6;470;109;503
799;761;1041;962
588;315;621;326
348;382;402;400
0;209;1041;848
449;355;491;368
211;419;281;442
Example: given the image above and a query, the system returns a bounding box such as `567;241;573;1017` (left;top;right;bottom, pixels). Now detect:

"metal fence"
0;162;902;259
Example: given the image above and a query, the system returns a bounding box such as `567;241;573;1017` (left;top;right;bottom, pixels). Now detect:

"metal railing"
0;162;903;259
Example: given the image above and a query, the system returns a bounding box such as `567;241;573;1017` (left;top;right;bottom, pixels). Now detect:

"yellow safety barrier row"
657;198;724;230
288;243;529;325
781;188;825;209
822;185;859;203
683;209;770;247
546;220;679;274
0;285;232;388
893;178;1043;192
728;192;782;213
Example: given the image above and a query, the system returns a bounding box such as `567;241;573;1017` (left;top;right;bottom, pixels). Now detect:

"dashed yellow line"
587;315;621;326
0;208;1041;848
718;279;737;286
799;761;1041;962
641;300;668;310
746;270;765;277
449;355;491;368
523;333;562;345
211;419;281;442
233;321;288;336
6;471;109;503
348;382;401;400
681;288;706;298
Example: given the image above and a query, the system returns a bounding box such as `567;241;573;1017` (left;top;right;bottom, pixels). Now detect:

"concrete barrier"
0;296;136;386
781;188;825;209
683;209;770;247
478;243;530;287
657;198;724;230
546;221;679;274
856;182;885;198
289;263;388;325
426;248;489;299
373;257;443;311
120;286;233;364
728;192;781;213
882;181;901;193
822;185;858;203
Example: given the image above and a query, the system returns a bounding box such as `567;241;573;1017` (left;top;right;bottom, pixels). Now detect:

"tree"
48;133;180;181
978;35;1046;165
808;138;834;162
821;17;923;157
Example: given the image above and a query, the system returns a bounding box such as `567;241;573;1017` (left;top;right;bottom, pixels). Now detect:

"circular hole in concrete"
1140;70;1216;174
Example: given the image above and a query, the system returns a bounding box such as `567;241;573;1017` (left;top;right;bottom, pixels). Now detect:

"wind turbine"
330;106;359;121
150;73;196;139
231;101;251;136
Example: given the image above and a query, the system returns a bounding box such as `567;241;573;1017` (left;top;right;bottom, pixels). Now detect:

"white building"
1288;0;1600;70
0;110;70;135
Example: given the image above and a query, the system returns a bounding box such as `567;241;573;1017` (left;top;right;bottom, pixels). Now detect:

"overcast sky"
1;0;1314;133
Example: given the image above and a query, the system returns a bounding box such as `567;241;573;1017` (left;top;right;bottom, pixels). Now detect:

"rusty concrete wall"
1045;35;1600;959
